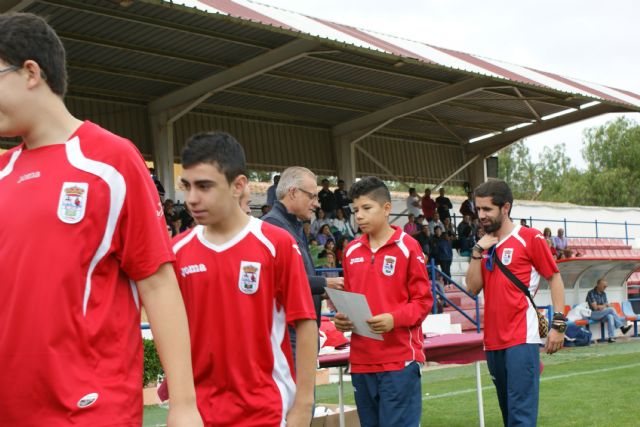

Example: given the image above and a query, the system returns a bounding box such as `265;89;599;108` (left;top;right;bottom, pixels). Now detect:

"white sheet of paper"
326;288;383;341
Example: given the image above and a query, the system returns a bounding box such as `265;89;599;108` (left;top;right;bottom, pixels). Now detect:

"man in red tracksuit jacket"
334;176;433;427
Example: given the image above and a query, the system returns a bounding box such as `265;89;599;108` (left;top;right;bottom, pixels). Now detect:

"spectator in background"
319;178;337;217
321;240;337;258
266;174;280;207
457;214;473;239
163;199;175;228
520;218;528;228
442;217;456;239
458;226;475;257
543;227;557;259
406;187;422;217
260;204;271;218
303;221;313;243
421;188;437;221
311;208;331;237
149;167;166;200
414;224;433;258
178;204;195;232
415;214;425;228
553;228;573;259
330;208;354;240
404;213;419;236
428;212;444;235
433;226;453;284
335;236;349;267
435;187;453;221
586;278;632;342
170;214;182;237
334;179;352;220
459;191;477;220
320;251;340;278
317;224;336;246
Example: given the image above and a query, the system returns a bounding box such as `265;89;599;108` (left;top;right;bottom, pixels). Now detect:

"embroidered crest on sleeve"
58;182;88;224
238;261;261;294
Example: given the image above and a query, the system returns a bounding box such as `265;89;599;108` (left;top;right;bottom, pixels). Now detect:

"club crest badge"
501;248;514;265
382;255;397;276
238;261;261;295
58;182;88;224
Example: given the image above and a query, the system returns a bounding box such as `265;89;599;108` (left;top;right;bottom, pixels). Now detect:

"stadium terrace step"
568;237;632;250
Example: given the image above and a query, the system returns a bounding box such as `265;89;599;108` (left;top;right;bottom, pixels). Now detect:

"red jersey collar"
359;225;404;251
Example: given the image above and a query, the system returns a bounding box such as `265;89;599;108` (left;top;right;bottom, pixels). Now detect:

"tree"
579;117;640;207
535;143;573;202
583;116;640;171
497;140;538;199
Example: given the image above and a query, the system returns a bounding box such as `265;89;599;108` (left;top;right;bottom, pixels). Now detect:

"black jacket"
262;201;326;324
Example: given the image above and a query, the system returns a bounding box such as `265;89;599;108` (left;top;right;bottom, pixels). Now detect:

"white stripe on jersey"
525;298;542;344
173;226;200;254
0;149;21;181
395;232;410;258
270;302;296;427
526;266;542;344
129;279;140;311
66;137;126;316
346;242;363;258
249;217;276;258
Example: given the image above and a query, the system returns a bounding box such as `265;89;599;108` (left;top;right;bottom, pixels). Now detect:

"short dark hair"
181;132;246;183
474;179;513;213
349;176;391;204
0;13;68;96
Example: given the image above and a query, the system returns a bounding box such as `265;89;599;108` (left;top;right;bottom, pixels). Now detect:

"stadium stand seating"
567;238;632;250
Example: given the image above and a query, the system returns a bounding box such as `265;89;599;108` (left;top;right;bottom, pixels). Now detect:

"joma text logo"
181;264;207;277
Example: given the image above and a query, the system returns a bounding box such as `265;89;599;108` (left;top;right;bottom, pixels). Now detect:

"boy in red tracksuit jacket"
334;176;433;427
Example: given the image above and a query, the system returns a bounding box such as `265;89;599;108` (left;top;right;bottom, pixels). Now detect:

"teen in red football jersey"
174;132;318;426
0;12;200;427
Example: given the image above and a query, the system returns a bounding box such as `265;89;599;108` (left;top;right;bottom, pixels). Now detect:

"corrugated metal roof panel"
163;0;640;108
65;97;152;155
204;91;360;123
356;136;467;184
173;112;334;173
237;74;401;109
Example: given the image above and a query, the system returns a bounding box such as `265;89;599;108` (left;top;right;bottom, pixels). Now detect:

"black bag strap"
492;249;539;310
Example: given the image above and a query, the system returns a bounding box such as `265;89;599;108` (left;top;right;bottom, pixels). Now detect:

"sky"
253;0;640;169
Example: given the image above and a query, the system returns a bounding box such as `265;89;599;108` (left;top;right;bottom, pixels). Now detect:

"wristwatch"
551;322;567;333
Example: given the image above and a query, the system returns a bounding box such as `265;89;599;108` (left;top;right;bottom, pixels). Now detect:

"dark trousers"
439;260;452;283
352;362;422;427
486;344;540;427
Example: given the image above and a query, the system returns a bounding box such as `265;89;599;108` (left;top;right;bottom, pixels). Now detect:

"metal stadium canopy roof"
3;0;639;196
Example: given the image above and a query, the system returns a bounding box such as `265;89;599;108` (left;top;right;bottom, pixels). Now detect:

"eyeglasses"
296;187;318;201
0;65;19;75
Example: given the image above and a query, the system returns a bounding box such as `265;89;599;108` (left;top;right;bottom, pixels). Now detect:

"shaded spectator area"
4;1;638;206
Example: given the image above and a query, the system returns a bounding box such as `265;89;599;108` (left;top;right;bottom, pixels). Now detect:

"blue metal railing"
427;259;481;333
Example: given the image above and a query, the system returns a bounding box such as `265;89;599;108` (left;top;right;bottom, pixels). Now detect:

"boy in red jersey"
173;132;318;426
333;176;433;427
0;12;201;427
